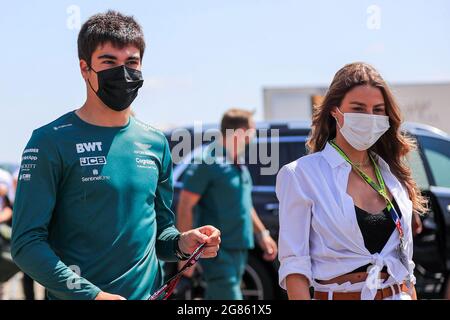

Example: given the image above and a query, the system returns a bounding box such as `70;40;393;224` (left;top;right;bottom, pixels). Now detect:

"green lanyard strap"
329;140;412;288
329;140;403;238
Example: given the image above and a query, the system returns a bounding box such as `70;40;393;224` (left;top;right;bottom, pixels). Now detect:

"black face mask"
88;65;144;112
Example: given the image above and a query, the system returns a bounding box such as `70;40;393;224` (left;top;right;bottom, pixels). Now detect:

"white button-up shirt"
276;142;416;300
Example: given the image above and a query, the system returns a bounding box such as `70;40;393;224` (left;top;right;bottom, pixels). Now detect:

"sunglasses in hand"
148;242;206;300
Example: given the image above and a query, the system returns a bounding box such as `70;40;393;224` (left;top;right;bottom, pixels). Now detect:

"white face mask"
334;108;390;151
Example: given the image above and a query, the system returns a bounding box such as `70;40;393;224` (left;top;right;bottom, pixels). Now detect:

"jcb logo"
80;156;107;166
76;142;103;153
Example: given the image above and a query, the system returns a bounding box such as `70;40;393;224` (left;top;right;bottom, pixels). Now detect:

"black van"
163;121;450;300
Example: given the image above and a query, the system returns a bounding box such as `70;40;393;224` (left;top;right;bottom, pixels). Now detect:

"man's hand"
178;225;221;258
258;234;278;261
251;208;277;261
95;291;126;300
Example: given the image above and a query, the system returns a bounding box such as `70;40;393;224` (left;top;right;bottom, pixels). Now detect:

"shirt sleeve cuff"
86;286;103;300
279;256;313;290
156;227;181;262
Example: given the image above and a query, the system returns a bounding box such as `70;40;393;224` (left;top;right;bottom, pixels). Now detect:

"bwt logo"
76;142;103;153
80;156;107;166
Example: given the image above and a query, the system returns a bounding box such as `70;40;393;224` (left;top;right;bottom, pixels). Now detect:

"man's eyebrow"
126;55;140;61
97;54;117;60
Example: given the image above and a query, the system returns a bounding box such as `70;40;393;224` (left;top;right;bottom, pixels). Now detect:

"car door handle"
423;218;438;230
264;203;279;212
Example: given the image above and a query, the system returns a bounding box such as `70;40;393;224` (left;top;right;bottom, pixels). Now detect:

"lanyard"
329;140;413;288
148;243;206;300
329;140;405;241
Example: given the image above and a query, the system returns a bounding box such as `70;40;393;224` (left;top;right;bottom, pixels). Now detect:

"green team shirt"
12;111;180;300
182;144;254;250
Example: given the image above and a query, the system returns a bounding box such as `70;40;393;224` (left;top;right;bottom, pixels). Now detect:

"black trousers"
22;273;35;300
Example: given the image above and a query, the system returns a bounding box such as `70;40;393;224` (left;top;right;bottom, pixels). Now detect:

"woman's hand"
412;213;423;236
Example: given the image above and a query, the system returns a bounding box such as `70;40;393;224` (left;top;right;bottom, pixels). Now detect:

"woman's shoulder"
276;153;325;199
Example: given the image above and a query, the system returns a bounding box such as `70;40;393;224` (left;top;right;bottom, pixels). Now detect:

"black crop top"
350;198;402;274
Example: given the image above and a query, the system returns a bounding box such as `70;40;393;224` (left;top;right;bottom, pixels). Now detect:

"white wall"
392;84;450;134
264;83;450;134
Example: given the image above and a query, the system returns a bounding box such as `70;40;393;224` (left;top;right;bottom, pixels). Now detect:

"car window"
405;148;430;191
419;136;450;188
246;140;307;186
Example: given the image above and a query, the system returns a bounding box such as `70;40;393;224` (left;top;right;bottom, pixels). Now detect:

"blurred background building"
264;83;450;134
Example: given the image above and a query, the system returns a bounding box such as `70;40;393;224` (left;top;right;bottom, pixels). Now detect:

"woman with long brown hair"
276;62;427;300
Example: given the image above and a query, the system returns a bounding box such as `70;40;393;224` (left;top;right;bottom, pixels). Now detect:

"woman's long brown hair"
306;62;428;215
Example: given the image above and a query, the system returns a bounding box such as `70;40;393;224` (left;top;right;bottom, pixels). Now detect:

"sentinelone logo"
79;157;110;182
81;175;110;183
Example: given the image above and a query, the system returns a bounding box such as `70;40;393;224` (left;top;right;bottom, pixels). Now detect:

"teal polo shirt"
12;111;180;300
181;144;254;250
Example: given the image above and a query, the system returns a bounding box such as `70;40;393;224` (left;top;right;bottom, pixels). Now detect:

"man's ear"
79;59;90;80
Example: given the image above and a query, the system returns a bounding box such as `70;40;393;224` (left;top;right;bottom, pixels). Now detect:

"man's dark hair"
78;10;145;66
220;108;255;136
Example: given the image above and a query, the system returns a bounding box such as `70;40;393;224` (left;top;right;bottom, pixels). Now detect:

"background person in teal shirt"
11;11;220;300
176;109;278;300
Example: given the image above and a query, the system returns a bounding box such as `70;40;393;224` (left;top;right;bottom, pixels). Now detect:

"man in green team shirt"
177;109;278;300
11;10;220;300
